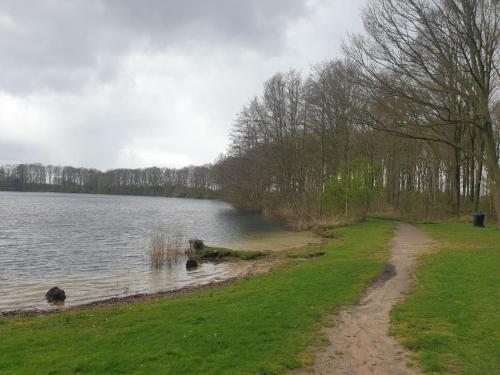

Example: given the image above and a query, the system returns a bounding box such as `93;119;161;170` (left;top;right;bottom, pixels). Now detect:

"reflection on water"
0;192;284;311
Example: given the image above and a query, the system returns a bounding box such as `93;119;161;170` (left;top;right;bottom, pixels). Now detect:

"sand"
224;230;322;252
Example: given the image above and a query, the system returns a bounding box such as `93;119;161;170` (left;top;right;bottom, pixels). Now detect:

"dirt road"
293;223;432;375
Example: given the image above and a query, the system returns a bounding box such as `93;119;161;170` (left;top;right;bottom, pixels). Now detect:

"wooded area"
1;0;498;226
220;0;500;226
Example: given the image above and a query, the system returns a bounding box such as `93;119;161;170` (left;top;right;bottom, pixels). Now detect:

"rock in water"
186;259;198;269
45;287;66;302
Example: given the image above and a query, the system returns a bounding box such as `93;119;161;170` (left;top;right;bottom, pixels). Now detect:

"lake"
0;192;285;312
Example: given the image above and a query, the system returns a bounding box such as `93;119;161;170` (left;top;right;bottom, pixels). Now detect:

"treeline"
219;0;500;226
219;64;498;224
0;163;221;198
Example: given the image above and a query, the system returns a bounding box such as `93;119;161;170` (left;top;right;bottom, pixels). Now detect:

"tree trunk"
473;139;485;212
454;147;461;216
482;116;500;228
491;181;500;227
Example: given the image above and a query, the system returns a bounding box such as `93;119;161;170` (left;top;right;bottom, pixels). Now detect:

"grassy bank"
391;223;500;374
0;221;393;375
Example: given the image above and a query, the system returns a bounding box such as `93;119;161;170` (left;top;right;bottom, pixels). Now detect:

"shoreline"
0;257;283;318
1;231;323;318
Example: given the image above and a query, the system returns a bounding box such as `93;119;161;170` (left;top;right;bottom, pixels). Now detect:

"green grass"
391;223;500;374
0;220;394;375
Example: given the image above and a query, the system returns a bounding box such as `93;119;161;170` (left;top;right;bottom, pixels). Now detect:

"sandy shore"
224;230;322;252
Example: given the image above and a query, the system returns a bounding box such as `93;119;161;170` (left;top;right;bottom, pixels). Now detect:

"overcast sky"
0;0;364;170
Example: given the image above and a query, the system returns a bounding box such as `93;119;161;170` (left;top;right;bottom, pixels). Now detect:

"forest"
1;0;499;226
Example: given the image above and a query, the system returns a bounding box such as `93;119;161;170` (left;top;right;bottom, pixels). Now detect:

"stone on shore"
45;287;66;302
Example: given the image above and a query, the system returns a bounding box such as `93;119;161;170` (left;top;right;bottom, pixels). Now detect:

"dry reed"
150;229;167;268
149;230;190;268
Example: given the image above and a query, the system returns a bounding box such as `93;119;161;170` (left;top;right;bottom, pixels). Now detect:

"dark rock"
45;287;66;302
189;239;204;251
186;259;198;269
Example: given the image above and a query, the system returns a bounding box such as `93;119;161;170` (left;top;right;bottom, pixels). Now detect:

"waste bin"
472;212;486;227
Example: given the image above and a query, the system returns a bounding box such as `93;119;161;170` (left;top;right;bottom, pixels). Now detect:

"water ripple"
0;192;282;312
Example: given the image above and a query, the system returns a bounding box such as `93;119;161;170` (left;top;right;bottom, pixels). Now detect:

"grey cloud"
106;0;306;43
0;0;308;94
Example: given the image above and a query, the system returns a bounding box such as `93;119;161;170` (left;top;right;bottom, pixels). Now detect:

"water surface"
0;192;284;312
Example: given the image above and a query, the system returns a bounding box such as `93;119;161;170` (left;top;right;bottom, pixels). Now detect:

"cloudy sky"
0;0;364;170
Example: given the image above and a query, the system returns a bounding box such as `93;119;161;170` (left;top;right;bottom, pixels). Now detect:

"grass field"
0;220;394;375
391;223;500;374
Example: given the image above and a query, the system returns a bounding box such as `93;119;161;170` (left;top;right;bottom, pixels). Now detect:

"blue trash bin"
472;212;486;227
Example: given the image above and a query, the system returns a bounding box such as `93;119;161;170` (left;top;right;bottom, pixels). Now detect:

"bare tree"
347;0;500;224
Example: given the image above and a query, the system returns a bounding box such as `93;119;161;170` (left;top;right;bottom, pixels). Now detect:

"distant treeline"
0;163;222;198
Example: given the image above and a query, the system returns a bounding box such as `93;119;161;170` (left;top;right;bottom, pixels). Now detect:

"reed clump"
150;230;167;268
167;235;188;265
149;230;189;268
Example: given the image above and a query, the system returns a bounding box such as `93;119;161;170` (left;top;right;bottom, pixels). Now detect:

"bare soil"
293;223;433;375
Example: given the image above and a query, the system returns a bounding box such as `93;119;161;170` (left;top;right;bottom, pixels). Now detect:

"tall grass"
150;230;167;268
149;230;190;268
167;234;188;262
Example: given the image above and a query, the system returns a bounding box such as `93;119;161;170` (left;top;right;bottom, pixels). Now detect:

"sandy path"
293;223;432;375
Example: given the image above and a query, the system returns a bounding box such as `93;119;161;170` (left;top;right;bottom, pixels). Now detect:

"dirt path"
293;223;433;375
